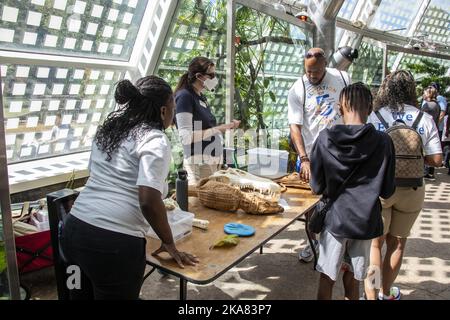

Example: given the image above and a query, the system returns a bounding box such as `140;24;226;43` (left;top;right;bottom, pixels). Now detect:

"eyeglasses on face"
305;51;325;59
204;72;216;79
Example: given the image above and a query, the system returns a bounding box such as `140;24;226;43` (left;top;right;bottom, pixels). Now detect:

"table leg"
180;278;187;300
142;267;155;283
304;211;318;270
298;210;318;270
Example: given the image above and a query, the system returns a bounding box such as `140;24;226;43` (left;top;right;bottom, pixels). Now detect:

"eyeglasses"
305;51;325;59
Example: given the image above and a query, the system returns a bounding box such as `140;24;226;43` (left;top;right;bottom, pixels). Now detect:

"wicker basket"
198;180;241;211
274;172;311;190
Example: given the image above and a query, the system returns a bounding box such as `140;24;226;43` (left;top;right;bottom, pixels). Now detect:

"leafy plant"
405;58;450;101
234;6;296;133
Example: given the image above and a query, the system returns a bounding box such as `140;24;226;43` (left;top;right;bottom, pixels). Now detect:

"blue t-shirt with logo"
175;88;222;158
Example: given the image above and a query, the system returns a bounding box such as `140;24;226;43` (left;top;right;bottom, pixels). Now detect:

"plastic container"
247;148;289;179
29;215;50;232
295;156;301;173
147;209;194;242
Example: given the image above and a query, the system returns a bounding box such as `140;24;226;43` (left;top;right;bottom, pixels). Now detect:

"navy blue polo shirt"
175;88;222;158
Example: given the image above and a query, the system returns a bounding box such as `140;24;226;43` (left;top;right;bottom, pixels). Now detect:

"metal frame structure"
0;0;168;300
383;43;450;79
390;0;431;71
1;0;450;300
224;0;315;146
337;0;382;49
0;74;21;300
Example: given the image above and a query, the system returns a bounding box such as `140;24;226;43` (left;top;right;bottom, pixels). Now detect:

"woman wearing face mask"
175;56;240;185
61;76;199;300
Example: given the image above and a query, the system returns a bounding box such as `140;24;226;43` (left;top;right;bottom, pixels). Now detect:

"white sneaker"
298;240;319;262
378;287;401;300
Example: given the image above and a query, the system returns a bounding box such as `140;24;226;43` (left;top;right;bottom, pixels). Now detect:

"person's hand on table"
152;242;199;268
299;160;311;182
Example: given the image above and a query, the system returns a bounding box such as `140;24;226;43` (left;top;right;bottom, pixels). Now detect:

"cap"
178;169;188;180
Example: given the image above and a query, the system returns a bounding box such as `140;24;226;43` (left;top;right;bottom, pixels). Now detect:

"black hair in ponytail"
175;56;214;93
95;75;173;161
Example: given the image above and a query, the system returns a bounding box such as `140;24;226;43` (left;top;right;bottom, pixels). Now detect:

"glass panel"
338;0;358;19
155;0;228;183
335;0;358;43
234;5;312;131
1;64;123;163
0;0;148;61
347;39;384;86
369;0;423;35
414;0;450;45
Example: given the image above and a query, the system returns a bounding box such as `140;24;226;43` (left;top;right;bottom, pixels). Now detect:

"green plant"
0;241;6;274
234;6;295;133
65;169;76;189
406;58;450;101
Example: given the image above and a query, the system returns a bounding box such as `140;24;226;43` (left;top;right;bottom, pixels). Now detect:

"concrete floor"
20;168;450;300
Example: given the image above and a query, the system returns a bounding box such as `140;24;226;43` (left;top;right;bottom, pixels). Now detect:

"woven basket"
274;172;311;190
198;180;241;211
240;193;284;215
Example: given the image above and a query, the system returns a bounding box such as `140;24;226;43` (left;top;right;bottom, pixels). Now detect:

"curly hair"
95;75;173;161
374;70;417;111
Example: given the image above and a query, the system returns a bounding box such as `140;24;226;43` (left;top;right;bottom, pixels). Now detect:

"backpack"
375;110;425;188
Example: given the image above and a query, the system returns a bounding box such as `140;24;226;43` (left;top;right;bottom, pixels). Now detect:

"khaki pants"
380;185;425;238
183;159;220;186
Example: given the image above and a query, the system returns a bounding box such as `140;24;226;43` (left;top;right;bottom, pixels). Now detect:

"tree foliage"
406;58;450;100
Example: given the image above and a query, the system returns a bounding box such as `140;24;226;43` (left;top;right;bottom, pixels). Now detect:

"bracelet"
300;156;310;162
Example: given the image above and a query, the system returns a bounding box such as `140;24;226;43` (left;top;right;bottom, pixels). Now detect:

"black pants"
60;215;146;300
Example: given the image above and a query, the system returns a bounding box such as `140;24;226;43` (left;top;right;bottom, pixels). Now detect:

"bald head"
304;47;327;85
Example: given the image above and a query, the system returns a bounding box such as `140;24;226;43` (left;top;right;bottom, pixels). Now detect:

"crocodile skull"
208;168;282;201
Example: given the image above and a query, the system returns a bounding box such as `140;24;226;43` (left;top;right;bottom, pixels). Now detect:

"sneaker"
299;240;319;262
424;174;436;181
378;286;401;300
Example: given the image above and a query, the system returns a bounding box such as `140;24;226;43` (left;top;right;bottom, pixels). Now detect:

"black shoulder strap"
375;110;390;129
323;163;361;211
411;111;424;130
338;70;348;87
301;76;306;109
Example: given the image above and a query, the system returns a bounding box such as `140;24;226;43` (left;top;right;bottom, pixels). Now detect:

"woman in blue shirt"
175;57;240;185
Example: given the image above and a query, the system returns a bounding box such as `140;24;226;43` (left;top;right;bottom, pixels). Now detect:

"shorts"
381;186;425;238
316;230;371;281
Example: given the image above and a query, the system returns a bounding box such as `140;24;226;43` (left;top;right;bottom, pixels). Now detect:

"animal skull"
208;168;282;201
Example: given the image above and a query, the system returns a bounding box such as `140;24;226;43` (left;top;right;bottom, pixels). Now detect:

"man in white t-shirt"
288;47;351;262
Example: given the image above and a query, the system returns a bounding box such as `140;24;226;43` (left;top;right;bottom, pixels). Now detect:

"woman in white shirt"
365;70;442;300
61;76;198;300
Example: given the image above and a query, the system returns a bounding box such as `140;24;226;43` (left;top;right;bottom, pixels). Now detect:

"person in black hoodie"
310;82;396;300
